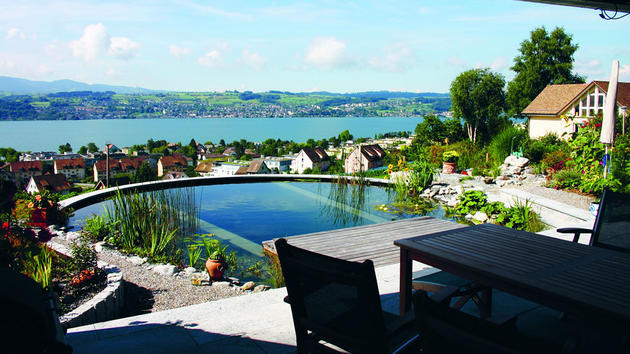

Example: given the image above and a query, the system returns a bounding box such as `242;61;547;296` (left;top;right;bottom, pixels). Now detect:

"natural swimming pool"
69;181;453;281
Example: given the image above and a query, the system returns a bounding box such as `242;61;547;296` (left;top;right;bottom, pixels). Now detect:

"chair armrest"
556;227;593;243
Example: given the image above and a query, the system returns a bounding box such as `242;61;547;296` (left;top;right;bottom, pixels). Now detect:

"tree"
506;27;584;117
134;162;156;182
87;142;99;153
414;114;446;145
58;143;72;154
338;130;353;142
78;145;88;154
450;68;506;144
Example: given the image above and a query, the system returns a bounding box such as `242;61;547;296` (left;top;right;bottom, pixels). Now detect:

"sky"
1;0;629;93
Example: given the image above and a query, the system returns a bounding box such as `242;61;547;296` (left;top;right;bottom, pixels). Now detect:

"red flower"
461;171;468;175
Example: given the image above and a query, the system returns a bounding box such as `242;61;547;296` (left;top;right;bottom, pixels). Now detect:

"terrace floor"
65;188;596;353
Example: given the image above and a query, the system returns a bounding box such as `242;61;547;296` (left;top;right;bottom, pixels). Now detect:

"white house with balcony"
523;81;629;139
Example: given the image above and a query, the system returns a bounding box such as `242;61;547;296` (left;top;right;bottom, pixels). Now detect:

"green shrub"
549;170;582;189
541;150;570;172
454;190;488;215
82;214;111;242
488;126;528;164
70;236;97;272
495;200;544;232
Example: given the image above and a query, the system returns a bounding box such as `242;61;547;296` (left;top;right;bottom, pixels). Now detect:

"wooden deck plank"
262;216;464;267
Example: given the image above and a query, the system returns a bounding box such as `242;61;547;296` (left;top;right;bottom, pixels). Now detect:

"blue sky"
1;0;628;93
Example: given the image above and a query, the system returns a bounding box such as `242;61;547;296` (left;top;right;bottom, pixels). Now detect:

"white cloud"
490;57;508;71
6;27;26;40
241;50;266;70
368;43;412;72
304;37;352;70
169;45;191;59
69;23;138;61
109;36;139;59
446;56;466;67
575;59;603;76
197;50;222;68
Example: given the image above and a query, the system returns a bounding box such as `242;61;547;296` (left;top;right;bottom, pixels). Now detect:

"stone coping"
59;174;393;210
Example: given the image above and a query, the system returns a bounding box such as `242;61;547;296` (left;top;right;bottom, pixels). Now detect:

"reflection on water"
321;177;368;227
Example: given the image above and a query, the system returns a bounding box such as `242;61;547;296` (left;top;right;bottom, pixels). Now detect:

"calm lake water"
69;181;451;282
0;116;423;152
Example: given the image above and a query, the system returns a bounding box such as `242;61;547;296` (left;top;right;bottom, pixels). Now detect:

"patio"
65;190;626;353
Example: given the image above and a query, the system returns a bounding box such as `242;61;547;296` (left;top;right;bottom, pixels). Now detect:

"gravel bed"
511;184;596;210
52;234;248;314
97;248;247;313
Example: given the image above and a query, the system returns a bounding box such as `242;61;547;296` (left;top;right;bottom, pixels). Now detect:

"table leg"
399;248;412;315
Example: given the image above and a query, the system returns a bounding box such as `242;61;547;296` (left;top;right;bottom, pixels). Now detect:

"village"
0;134;411;197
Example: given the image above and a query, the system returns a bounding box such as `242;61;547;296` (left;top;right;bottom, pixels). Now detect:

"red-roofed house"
26;174;71;195
10;161;43;186
291;148;330;174
246;160;270;174
92;157;145;182
523;81;629;139
157;155;188;177
344;144;386;173
54;158;85;181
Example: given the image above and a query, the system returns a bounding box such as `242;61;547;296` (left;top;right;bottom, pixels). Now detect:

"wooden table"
395;223;630;327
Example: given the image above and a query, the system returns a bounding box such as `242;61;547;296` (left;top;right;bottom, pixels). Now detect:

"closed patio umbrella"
601;60;619;178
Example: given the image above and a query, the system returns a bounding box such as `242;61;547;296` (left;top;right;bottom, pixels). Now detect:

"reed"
105;188;199;262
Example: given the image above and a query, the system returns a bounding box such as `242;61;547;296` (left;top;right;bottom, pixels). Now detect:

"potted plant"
201;235;237;281
442;151;459;174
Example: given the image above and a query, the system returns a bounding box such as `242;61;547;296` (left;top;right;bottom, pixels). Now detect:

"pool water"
69;181;452;281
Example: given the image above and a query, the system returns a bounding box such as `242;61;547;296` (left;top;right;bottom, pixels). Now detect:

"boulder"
241;281;256;291
253;285;271;293
128;256;147;265
212;281;231;287
184;267;196;275
152;264;178;276
472;212;489;223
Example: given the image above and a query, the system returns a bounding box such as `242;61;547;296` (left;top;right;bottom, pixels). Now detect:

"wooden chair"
274;238;418;354
557;189;630;253
0;268;72;354
413;287;562;354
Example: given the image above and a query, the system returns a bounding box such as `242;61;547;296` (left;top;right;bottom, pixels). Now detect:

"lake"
0;116;424;152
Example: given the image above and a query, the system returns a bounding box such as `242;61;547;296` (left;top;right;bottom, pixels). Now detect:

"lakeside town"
0;131;410;197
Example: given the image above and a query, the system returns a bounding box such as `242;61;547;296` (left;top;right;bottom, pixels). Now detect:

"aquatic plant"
105;188;199;263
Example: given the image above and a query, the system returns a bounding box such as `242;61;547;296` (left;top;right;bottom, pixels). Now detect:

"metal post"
106;144;110;188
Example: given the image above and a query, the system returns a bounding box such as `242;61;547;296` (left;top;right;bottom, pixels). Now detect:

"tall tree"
506;27;584;117
87;142;99;153
450;68;506;144
58;143;72;154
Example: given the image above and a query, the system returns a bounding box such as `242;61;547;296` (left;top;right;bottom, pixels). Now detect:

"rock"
465;213;474;220
429;189;438;198
94;241;105;253
472;211;489;223
128;256;147;265
454;185;464;195
523;167;536;175
240;281;256;291
253;285;271;293
227;277;240;285
496;179;511;187
447;199;459;207
483;177;494;184
152;264;178;276
184;267;196;275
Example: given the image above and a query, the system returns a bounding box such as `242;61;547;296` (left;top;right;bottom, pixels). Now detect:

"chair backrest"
413;290;556;354
274;238;388;353
592;190;630;253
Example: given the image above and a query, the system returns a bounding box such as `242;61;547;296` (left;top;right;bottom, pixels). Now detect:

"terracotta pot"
442;162;457;174
29;208;48;228
205;259;226;280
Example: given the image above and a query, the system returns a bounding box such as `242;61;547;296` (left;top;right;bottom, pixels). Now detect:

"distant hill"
0;76;156;94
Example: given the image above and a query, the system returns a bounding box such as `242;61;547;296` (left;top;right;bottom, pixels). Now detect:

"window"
598;95;604;107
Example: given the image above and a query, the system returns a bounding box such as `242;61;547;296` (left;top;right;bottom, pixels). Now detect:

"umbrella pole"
604;145;609;179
